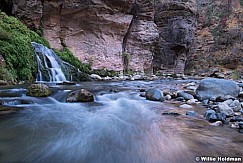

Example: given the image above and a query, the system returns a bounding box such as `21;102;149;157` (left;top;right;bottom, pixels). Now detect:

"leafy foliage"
54;48;91;73
0;11;91;82
0;12;49;81
0;67;16;82
91;69;119;77
123;51;131;74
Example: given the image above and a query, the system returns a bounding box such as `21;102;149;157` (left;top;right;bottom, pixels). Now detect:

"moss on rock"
26;83;51;97
66;89;94;102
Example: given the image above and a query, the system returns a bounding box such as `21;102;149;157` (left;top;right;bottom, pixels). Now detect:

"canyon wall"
1;0;242;76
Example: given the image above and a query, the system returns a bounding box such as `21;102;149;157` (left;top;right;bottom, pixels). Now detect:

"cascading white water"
0;91;191;163
31;42;67;82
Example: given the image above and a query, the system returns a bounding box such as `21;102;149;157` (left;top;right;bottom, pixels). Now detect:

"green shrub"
29;31;50;47
0;67;16;81
91;69;119;77
0;11;90;82
123;51;131;73
0;12;51;81
231;70;240;80
54;48;91;73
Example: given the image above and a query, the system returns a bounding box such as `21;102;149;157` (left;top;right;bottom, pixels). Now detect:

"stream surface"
0;80;242;163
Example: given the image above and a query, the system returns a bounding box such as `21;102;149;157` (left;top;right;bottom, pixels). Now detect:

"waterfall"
31;42;67;82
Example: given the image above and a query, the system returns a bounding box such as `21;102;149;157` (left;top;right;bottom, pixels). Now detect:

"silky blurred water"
0;81;242;163
0;91;192;163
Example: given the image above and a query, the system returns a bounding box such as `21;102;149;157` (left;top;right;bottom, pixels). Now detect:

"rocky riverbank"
1;77;243;134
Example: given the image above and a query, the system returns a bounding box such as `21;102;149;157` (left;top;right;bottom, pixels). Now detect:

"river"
0;80;242;163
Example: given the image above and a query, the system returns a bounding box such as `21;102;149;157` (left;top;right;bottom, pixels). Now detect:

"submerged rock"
66;89;94;102
196;78;240;101
145;89;164;102
0;106;22;115
26;84;51;97
186;110;199;117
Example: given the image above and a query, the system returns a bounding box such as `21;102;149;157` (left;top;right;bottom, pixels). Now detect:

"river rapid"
0;80;242;163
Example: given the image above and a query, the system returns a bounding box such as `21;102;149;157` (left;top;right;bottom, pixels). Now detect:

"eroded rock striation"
0;0;198;74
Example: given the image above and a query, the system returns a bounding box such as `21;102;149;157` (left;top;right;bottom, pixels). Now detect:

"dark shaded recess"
171;45;186;51
0;0;13;15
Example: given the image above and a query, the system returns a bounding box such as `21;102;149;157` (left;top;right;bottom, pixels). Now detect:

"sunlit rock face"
5;0;198;74
41;0;134;72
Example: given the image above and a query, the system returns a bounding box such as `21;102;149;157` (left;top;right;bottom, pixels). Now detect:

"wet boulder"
90;74;102;81
205;109;226;123
196;78;240;101
66;89;94;102
216;102;234;117
26;84;51;97
177;91;194;100
230;100;242;112
145;89;164;102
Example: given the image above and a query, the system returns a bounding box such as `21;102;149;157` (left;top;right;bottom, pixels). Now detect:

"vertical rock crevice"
122;1;137;73
122;0;159;74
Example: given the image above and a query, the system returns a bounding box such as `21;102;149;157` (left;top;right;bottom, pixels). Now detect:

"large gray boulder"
196;78;240;101
145;89;164;102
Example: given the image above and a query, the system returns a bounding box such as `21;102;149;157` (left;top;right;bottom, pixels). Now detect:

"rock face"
186;0;243;77
153;0;197;74
3;0;197;74
196;78;240;100
26;83;51;97
3;0;43;29
3;0;241;76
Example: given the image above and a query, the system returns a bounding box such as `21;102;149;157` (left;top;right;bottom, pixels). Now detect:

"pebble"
185;86;197;90
210;121;223;126
164;95;172;100
234;112;242;116
187;99;198;105
180;104;193;109
230;123;238;128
